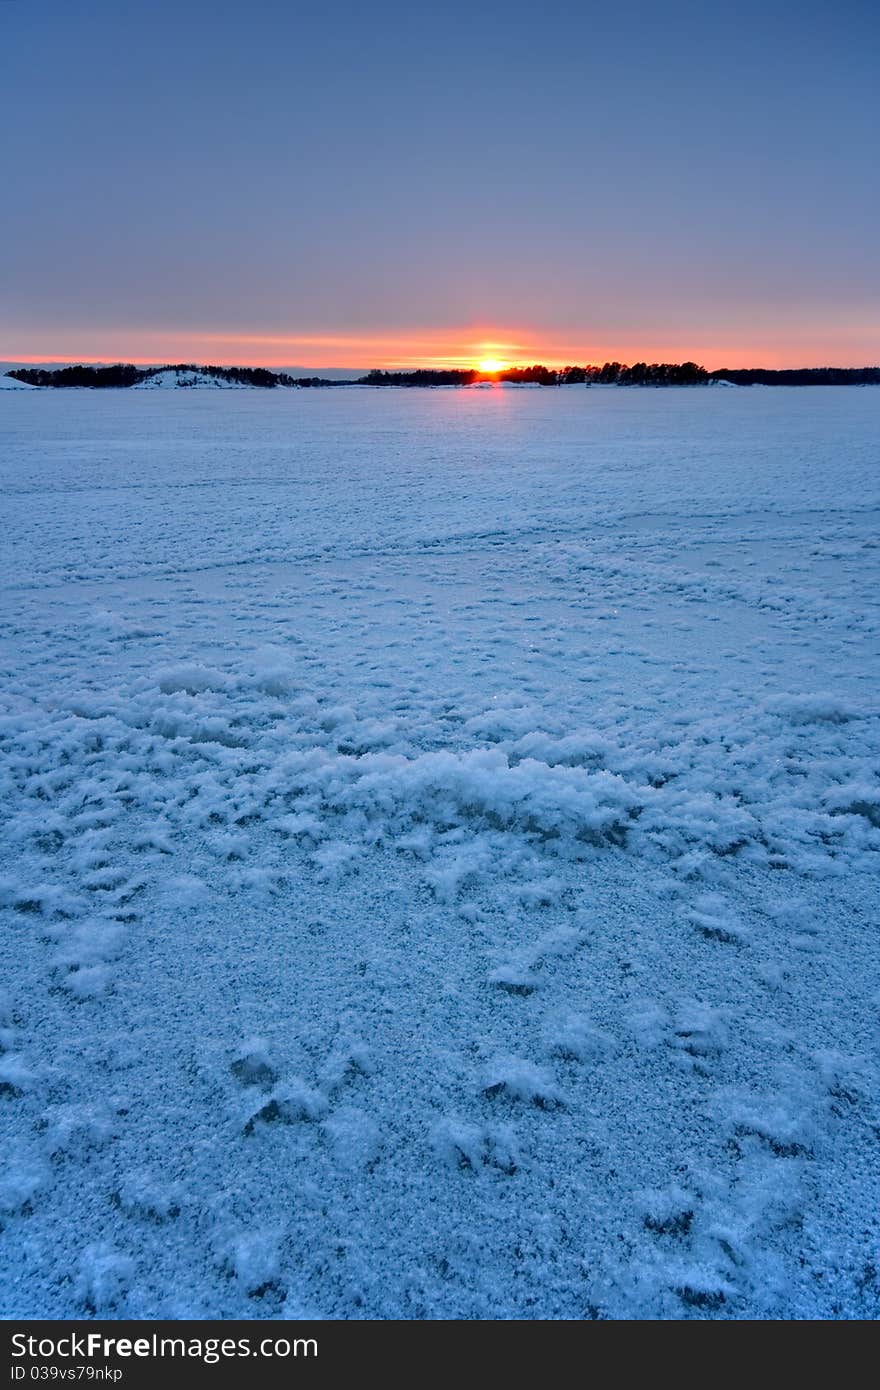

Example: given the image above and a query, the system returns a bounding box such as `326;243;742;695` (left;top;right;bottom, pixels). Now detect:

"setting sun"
477;357;508;374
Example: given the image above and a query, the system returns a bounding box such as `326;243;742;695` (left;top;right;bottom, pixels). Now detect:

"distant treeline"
358;365;567;386
6;364;335;388
708;366;880;386
358;363;880;387
7;362;880;390
9;364;146;388
359;363;711;386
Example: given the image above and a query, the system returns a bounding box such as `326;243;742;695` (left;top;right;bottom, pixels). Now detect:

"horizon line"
5;356;880;376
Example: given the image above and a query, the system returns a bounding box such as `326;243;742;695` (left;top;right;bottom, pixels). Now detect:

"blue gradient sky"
2;0;877;368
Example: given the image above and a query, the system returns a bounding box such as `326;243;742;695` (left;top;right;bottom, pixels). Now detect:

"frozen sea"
1;385;878;1319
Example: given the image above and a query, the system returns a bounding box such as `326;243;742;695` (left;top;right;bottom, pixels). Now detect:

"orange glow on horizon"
2;322;877;373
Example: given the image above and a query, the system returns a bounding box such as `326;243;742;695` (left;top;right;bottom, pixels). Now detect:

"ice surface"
0;386;878;1318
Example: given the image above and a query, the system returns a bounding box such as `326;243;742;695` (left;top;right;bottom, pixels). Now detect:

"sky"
1;0;878;370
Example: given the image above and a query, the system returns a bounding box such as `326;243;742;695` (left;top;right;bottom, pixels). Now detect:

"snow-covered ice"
0;385;878;1318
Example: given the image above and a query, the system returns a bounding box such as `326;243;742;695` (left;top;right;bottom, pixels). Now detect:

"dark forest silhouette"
8;362;880;389
7;364;333;389
358;363;880;387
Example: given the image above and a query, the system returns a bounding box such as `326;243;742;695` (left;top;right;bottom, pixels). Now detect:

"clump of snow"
157;664;230;695
544;1011;616;1062
685;894;750;945
61;963;114;998
637;1184;695;1237
674;1001;729;1058
0;1054;34;1095
311;840;362;881
220;1230;283;1293
323;1107;381;1172
75;1245;134;1313
481;1056;565;1108
230;1038;279;1090
243;1078;328;1133
116;1171;182;1222
0;1152;46;1213
763;692;861;724
488;960;539;994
